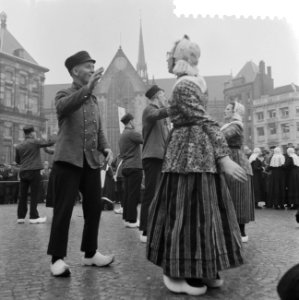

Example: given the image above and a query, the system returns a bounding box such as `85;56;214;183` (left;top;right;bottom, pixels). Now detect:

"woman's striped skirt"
225;175;255;224
146;172;244;279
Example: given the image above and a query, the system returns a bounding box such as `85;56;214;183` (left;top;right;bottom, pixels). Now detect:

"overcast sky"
1;0;298;87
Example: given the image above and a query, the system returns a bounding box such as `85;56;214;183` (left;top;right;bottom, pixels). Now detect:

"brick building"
0;12;49;164
223;60;274;148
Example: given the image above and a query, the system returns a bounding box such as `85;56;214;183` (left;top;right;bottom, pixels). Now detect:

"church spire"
136;19;148;83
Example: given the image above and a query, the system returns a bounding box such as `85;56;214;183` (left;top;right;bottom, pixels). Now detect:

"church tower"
136;20;148;84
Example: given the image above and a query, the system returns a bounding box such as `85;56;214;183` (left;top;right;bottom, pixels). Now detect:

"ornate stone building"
223;61;274;149
253;84;299;150
0;12;49;164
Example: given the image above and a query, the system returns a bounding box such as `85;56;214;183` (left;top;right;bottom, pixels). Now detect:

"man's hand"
41;133;48;140
87;67;104;92
103;148;113;165
218;156;247;183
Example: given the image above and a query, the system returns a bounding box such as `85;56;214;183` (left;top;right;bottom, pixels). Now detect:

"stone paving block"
0;204;298;299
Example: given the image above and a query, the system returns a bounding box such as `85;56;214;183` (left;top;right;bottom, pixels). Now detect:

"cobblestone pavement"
0;204;298;300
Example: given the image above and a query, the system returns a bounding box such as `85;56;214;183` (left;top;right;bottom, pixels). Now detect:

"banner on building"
118;106;126;134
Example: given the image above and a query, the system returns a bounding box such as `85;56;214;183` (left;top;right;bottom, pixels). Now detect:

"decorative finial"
0;11;7;29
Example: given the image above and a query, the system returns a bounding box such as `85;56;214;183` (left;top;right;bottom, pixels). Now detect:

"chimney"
259;60;265;74
267;66;272;78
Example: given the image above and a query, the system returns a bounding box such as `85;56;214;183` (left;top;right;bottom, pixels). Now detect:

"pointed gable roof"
96;46;146;94
0;27;37;64
0;11;48;71
235;61;259;83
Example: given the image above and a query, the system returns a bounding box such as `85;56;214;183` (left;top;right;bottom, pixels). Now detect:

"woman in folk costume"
284;148;299;210
267;147;286;209
146;35;247;296
221;102;255;243
249;148;266;209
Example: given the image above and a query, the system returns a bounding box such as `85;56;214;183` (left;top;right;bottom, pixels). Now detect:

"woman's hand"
218;156;247;183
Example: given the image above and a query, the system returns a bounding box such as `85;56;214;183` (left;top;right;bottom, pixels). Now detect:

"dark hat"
277;263;299;300
121;113;134;125
23;125;34;135
65;51;96;73
145;85;164;99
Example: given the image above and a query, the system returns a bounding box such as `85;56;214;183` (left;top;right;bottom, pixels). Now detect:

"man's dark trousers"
122;168;142;223
18;170;41;219
139;158;163;234
47;157;102;258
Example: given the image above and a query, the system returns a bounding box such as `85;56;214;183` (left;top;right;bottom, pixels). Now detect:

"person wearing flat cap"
118;113;143;228
47;50;114;277
139;85;169;243
15;125;55;224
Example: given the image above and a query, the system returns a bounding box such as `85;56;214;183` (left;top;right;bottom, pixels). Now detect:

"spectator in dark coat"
15;126;55;223
139;85;170;243
249;148;265;208
119;113;143;228
284;148;299;210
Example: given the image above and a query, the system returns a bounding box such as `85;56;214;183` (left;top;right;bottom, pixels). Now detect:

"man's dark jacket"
53;82;109;169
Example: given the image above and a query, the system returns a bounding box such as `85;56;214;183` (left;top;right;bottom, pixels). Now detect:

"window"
268;123;277;135
4;88;13;107
5;70;13;82
19;74;27;86
281;123;290;133
3;146;11;164
256;112;264;121
18;92;27;110
268;109;276;119
18;125;24;140
28;97;39;114
32;79;39;91
3;122;13;138
257;127;265;136
280;107;289;118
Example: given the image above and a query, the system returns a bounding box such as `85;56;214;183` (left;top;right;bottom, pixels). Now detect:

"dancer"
15;126;55;224
221;102;255;243
249;148;265;208
119;113;143;228
267;147;286;209
47;51;114;277
139;85;169;243
146;35;247;296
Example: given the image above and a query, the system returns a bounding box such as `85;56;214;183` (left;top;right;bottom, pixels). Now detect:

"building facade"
253;84;299;150
0;12;49;164
223;60;274;149
94;47;148;155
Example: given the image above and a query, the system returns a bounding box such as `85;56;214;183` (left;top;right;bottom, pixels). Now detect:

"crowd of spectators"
0;161;51;204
